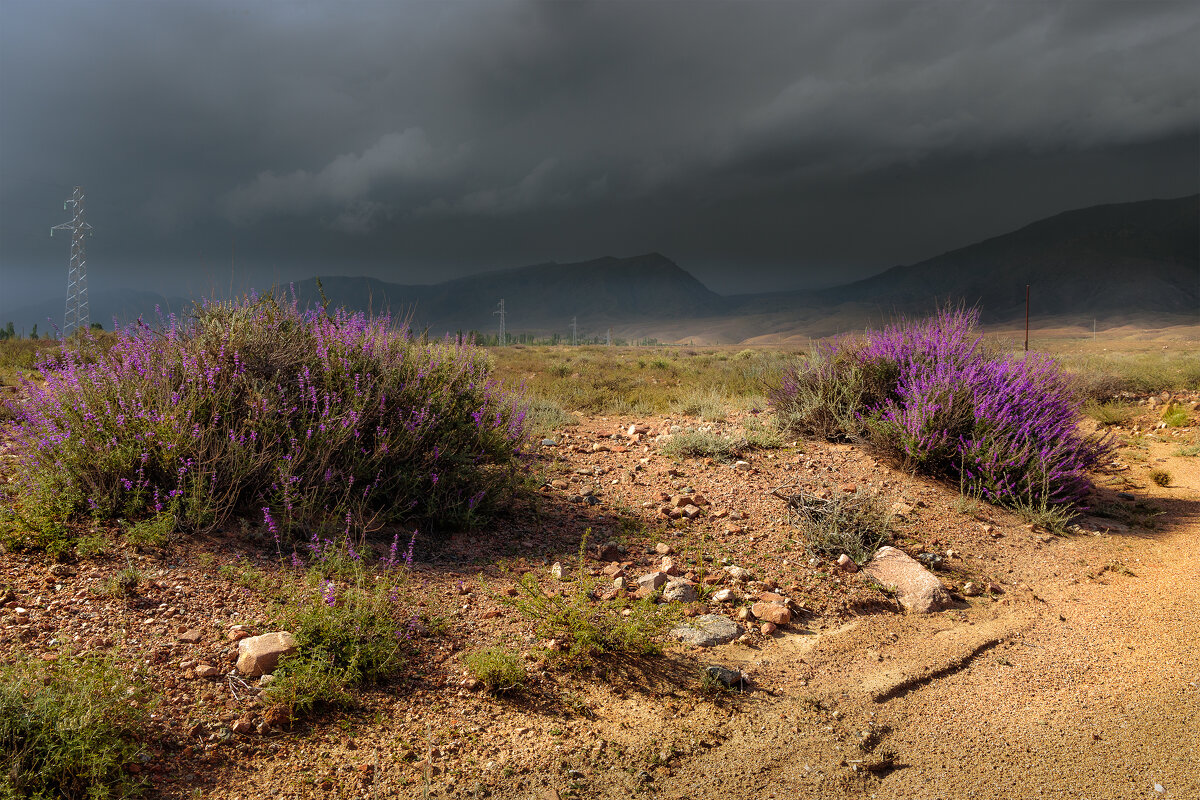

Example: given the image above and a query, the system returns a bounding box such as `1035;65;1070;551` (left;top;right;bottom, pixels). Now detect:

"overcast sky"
1;0;1197;305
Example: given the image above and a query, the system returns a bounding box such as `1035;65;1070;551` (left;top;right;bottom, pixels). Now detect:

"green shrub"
1149;469;1171;487
124;513;174;548
1083;401;1137;427
464;647;527;694
1162;404;1190;428
0;654;152;800
659;430;745;462
267;552;412;719
525;397;579;437
674;387;728;421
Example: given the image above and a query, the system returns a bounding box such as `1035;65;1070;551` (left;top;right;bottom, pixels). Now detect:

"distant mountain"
291;252;729;335
2;196;1193;342
801;194;1198;320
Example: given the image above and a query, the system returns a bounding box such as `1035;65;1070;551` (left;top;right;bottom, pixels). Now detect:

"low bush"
1083;401;1137;427
266;536;419;719
1149;469;1172;487
785;487;894;564
5;293;530;537
1161;403;1190;428
463;647;527;694
0;654;152;799
771;308;1111;510
659;430;745;462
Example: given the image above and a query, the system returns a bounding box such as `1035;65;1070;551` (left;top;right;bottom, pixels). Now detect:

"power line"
51;186;93;337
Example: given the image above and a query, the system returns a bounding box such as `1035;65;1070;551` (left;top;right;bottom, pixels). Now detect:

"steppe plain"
1;322;1197;800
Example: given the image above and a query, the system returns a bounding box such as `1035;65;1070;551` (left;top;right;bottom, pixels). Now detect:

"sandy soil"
2;396;1198;800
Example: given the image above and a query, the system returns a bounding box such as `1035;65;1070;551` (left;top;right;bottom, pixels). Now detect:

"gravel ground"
2;398;1198;799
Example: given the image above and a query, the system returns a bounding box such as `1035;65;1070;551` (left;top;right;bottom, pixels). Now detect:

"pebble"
670;614;743;647
711;588;739;604
835;554;858;573
733;460;751;471
550;562;567;580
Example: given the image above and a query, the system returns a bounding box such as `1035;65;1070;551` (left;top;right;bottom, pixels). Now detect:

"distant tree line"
0;321;102;341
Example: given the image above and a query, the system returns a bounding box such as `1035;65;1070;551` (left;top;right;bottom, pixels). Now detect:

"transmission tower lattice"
570;316;577;346
494;299;506;346
51;186;93;337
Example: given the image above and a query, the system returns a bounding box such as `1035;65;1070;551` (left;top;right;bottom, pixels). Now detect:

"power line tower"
494;299;506;346
51;186;93;337
570;316;577;346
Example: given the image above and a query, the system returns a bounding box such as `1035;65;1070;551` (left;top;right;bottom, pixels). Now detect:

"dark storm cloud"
1;0;1197;304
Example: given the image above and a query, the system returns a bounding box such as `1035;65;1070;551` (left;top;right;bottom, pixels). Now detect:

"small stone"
733;460;751;471
711;588;739;604
962;582;982;597
601;562;624;578
681;504;702;519
891;502;914;518
236;631;298;677
462;678;483;691
613;576;628;592
194;664;221;678
724;566;753;582
231;718;253;735
704;665;744;688
735;606;754;622
178;628;204;644
551;480;569;490
760;622;778;635
258;674;276;688
863;546;951;614
550;562;567;580
751;603;791;625
670;614;743;647
540;438;557;447
662;579;698;603
835;554;858;573
637;572;669;592
661;556;680;576
655;542;673;555
987;582;1005;594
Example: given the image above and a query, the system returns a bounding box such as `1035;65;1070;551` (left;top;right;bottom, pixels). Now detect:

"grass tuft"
0;654;153;800
659;430;745;462
463;647;527;694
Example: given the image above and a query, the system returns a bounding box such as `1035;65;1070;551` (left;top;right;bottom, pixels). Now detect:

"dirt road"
664;447;1199;800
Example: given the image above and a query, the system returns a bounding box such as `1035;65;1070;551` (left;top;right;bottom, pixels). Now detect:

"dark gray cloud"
2;0;1197;307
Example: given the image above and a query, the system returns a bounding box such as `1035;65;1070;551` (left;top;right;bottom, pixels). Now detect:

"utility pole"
570;316;577;347
51;186;93;337
606;327;612;347
1024;284;1030;353
494;299;506;347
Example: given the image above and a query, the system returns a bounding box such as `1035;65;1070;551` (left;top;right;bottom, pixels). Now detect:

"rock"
704;665;745;689
655;542;673;555
751;602;791;625
681;504;702;519
671;614;743;647
691;493;709;506
863;546;951;614
550;480;569;490
258;674;276;687
613;576;628;592
595;541;622;561
550;562;567;580
962;582;982;597
194;664;221;678
178;628;204;644
733;460;751;471
662;579;698;603
835;554;858;573
670;495;693;508
711;588;739;604
724;566;753;582
601;562;624;578
231;718;253;735
660;556;681;576
735;606;754;622
637;572;669;592
540;438;557;447
891;502;914;518
987;582;1005;594
236;631;298;677
760;622;778;635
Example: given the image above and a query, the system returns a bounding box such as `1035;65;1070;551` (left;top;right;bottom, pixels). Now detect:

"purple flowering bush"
6;293;529;536
771;308;1111;510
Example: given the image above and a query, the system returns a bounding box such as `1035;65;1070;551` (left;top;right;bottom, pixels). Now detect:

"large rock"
751;602;791;625
863;546;951;614
236;631;298;677
671;614;742;647
662;579;698;603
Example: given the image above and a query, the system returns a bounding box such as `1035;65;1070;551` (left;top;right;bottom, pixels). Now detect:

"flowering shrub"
6;293;529;534
771;308;1111;509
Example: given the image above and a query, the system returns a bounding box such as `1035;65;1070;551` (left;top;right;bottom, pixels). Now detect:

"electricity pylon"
51;186;93;337
494;299;506;346
571;316;577;346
